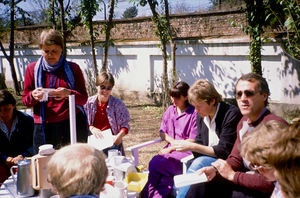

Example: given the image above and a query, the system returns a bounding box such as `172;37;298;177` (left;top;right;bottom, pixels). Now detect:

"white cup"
114;181;127;198
114;156;126;166
114;168;124;181
108;149;120;159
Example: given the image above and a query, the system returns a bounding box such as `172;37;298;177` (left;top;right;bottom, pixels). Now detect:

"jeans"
176;156;216;198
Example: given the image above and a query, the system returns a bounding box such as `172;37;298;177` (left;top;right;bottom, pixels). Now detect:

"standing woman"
22;29;88;153
142;81;198;198
84;72;130;156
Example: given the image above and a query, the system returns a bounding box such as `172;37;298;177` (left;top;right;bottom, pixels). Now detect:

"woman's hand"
113;130;126;146
90;126;104;139
32;88;44;101
159;146;175;155
51;87;71;100
172;140;194;152
12;155;24;164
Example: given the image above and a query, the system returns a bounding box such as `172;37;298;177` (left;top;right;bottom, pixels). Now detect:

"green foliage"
264;0;299;59
122;6;138;18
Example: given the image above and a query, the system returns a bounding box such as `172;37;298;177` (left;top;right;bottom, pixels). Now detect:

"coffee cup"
114;181;127;198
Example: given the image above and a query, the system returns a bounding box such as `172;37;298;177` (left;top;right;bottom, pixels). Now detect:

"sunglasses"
235;90;258;99
100;85;112;91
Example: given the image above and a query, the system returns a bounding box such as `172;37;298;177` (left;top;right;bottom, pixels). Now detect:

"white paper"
87;128;115;151
174;172;208;188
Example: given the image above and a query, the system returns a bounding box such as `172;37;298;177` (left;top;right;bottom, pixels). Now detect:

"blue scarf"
34;55;78;144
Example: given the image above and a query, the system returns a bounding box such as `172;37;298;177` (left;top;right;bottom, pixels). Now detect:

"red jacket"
22;61;88;123
226;109;288;192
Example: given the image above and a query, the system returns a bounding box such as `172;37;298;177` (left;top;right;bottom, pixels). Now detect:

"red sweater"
226;109;288;193
22;61;88;124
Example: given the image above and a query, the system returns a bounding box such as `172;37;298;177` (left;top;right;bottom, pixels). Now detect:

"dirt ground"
122;100;166;170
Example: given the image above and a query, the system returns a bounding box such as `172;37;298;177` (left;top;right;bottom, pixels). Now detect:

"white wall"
1;37;299;104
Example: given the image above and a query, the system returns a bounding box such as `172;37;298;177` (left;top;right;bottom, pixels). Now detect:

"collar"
247;108;269;127
0;113;19;140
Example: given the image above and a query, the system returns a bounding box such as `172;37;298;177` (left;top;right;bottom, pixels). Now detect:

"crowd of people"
0;28;299;198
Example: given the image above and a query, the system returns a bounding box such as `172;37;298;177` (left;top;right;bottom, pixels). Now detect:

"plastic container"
124;172;148;192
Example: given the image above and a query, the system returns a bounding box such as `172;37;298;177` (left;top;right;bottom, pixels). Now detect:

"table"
0;176;39;198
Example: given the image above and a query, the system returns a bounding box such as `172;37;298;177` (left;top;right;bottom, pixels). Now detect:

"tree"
102;0;116;72
243;0;264;75
81;0;100;77
122;6;138;18
0;0;29;95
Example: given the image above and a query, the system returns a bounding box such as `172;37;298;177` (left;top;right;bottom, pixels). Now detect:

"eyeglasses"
235;90;258;99
249;163;271;171
100;85;112;91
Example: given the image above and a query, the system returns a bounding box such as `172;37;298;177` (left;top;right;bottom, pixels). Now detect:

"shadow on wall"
282;49;300;98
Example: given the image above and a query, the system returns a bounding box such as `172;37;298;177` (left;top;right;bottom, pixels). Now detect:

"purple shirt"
159;104;198;160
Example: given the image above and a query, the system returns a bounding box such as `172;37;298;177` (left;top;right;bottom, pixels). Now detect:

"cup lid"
39;144;55;155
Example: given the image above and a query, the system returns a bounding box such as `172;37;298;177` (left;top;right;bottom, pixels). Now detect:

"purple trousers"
142;152;185;198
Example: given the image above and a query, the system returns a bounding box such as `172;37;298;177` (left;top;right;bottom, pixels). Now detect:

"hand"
211;159;235;181
197;166;217;181
32;87;44;101
159;147;174;155
12;155;24;164
5;157;14;166
50;87;71;100
113;134;123;146
90;126;104;139
172;140;193;152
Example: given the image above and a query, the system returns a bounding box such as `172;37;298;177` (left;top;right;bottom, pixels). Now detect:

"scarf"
34;55;78;144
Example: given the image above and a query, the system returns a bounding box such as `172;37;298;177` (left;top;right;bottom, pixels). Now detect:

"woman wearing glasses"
84;72;130;156
22;29;88;153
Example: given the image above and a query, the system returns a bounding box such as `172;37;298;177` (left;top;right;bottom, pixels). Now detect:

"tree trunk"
9;0;20;95
164;0;177;87
102;0;115;72
89;15;98;77
161;42;170;110
170;41;177;86
58;0;67;58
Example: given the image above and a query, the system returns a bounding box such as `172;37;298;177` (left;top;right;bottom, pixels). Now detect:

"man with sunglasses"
186;73;288;198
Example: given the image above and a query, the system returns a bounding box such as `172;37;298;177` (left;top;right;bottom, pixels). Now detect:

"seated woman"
84;72;130;156
176;79;242;198
47;143;108;198
0;90;34;183
142;81;198;198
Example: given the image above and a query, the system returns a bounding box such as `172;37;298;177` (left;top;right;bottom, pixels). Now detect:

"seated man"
176;79;242;198
187;73;288;198
0;90;34;183
47;143;108;198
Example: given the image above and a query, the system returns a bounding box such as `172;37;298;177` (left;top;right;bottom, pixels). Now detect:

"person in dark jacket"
0;90;34;183
176;79;242;198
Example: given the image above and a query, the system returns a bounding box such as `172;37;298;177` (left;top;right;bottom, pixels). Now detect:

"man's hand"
159;147;174;155
197;166;217;181
211;159;236;181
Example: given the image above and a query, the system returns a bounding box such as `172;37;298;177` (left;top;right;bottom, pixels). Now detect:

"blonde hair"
240;120;288;166
188;79;222;106
39;29;63;49
96;72;115;87
268;121;300;198
47;143;108;198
